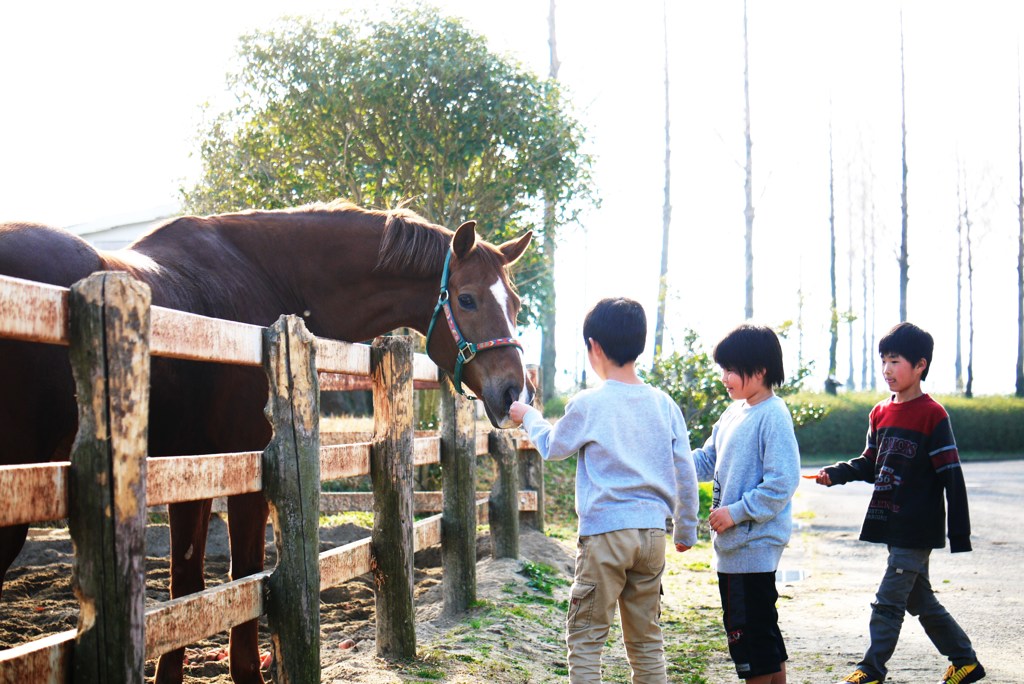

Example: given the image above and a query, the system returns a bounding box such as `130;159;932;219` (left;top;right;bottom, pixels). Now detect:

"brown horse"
0;202;533;683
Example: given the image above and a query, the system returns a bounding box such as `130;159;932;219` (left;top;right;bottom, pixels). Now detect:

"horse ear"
499;230;533;265
452;221;477;258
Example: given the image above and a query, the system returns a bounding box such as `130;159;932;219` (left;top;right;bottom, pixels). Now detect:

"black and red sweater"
824;394;972;552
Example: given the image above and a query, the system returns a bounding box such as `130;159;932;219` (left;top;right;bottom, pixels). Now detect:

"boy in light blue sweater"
510;297;699;684
691;324;800;684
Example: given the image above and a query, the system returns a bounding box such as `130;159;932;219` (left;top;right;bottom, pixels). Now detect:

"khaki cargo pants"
566;528;667;683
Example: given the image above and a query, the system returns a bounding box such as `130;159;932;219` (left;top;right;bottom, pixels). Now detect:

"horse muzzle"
481;378;533;429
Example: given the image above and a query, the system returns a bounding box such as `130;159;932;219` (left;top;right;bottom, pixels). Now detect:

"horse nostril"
502;384;520;410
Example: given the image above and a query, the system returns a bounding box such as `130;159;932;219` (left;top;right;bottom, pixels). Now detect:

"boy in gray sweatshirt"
691;324;800;684
510;297;699;684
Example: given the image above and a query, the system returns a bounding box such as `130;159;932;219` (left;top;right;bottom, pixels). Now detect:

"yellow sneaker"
939;662;986;684
836;670;881;684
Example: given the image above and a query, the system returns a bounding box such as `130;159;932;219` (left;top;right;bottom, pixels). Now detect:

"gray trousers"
860;546;977;680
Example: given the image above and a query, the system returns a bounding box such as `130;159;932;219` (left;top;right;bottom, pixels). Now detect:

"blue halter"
425;249;523;397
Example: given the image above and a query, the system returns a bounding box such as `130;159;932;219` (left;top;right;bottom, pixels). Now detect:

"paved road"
774;460;1023;684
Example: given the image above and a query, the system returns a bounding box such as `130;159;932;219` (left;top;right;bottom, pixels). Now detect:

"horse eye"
457;294;476;311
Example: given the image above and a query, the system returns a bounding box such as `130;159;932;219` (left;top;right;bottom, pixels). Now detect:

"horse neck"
209;212;443;342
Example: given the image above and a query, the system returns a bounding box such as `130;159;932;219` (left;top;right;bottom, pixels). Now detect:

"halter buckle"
457;342;477;365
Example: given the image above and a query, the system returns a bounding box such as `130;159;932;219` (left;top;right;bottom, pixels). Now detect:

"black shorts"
718;572;788;680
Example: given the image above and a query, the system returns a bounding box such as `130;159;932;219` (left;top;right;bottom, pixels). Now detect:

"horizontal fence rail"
0;272;544;684
0;435;540;527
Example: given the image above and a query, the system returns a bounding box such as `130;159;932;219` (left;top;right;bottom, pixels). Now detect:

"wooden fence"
0;271;544;684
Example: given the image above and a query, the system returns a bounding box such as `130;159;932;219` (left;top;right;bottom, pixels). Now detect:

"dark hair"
582;297;647;366
878;321;933;380
712;324;785;388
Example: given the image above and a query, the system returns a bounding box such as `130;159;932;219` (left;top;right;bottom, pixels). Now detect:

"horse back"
0;222;104;287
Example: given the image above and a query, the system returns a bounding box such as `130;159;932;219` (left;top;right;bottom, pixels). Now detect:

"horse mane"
372;206;452;278
359;202;507;282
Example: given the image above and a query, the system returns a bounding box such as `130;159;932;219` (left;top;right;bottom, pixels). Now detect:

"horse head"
426;221;535;428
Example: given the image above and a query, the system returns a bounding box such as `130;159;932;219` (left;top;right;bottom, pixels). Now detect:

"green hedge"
789;391;1024;458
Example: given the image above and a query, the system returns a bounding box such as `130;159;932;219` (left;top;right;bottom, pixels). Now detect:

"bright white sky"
2;1;1022;396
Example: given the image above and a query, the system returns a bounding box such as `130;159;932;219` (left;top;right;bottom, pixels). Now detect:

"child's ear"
915;358;928;374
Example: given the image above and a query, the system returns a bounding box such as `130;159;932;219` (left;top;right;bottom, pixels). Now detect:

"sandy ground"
315;460;1024;684
763;460;1024;684
1;460;1020;683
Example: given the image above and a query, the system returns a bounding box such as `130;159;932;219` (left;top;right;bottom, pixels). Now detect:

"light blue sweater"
692;395;801;573
520;380;700;547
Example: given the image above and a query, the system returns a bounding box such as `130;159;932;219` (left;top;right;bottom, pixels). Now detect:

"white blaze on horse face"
488;278;516;338
488;278;530;404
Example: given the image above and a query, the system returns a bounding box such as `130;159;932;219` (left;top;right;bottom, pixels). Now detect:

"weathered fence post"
262;315;321;684
439;374;477;614
488;431;519;559
519;365;545;532
370;335;416;659
67;272;150;684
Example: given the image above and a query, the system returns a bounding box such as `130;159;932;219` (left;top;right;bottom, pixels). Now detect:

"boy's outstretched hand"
814;469;832;486
509;400;531;425
674;543;691;553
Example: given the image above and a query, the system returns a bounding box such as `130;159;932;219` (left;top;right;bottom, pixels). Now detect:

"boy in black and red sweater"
816;322;984;684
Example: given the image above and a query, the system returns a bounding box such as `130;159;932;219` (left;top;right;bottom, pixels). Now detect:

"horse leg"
154;498;213;684
226;491;270;684
0;524;30;599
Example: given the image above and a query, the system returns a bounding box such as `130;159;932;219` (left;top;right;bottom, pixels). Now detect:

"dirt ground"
1;460;1020;683
764;460;1024;684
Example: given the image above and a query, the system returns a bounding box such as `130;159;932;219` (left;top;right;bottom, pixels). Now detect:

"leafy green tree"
641;329;826;447
182;3;594;327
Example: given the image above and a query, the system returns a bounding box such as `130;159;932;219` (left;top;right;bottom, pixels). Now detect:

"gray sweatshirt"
520;380;700;547
692;395;800;574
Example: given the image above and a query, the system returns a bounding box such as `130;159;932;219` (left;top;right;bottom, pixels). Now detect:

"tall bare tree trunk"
899;11;910;322
846;163;856;391
859;160;872;390
955;164;965;393
1016;50;1024;397
654;0;672;360
869;197;878;391
965;187;975;399
539;0;560;404
743;0;755;320
827;118;839;395
797;265;805;368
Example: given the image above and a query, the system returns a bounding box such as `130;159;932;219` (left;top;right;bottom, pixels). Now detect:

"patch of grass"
544;523;577;541
411;667;444;679
519;560;570;596
793;510;817;520
602;663;631;683
506;590;569;612
397;655;446;681
662;605;723;684
319;510;374;528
